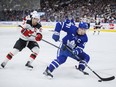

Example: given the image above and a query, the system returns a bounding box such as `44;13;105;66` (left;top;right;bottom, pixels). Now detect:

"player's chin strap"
42;39;115;82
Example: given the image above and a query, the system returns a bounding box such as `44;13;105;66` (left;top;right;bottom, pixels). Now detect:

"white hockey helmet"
30;10;38;15
32;13;40;20
33;10;37;14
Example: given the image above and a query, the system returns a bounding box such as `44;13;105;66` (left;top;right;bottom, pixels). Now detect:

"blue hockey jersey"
54;22;88;50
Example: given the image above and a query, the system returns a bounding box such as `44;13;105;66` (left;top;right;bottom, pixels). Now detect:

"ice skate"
25;61;33;70
75;65;89;75
0;62;6;69
43;67;53;79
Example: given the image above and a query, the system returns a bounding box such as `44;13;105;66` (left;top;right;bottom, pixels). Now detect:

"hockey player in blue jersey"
43;21;90;78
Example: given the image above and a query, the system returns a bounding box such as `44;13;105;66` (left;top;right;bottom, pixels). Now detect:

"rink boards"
0;21;116;32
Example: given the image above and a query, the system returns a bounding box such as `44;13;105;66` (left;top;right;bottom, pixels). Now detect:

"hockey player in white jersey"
0;13;42;69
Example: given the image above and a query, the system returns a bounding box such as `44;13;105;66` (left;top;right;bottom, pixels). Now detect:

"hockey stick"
42;39;115;82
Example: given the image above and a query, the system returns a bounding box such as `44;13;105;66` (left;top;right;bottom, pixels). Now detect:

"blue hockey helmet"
78;22;88;29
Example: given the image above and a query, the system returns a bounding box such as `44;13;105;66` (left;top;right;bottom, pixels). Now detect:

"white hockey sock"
3;58;9;64
28;58;34;64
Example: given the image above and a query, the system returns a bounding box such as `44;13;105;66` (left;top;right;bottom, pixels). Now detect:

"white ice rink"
0;27;116;87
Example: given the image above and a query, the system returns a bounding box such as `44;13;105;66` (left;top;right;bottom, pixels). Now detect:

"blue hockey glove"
73;47;83;55
73;49;79;55
52;32;60;42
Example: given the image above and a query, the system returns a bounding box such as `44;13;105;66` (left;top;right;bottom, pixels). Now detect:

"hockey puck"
98;80;102;82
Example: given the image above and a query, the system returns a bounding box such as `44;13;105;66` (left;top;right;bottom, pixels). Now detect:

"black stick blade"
100;76;115;81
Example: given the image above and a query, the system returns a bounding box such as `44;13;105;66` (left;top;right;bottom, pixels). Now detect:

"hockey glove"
52;31;60;42
35;33;42;41
21;28;33;37
73;49;79;55
73;47;83;55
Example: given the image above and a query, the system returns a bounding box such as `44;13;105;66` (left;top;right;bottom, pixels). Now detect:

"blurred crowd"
0;0;116;23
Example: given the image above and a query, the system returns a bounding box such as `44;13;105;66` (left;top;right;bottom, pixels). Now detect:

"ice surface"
0;27;116;87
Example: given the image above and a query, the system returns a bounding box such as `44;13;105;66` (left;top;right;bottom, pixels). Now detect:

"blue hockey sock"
48;60;60;72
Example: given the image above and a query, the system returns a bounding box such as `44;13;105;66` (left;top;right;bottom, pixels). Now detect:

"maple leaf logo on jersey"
67;40;76;49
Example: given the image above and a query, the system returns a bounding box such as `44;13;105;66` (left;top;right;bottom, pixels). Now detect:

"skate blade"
43;73;53;79
0;65;4;69
43;75;53;79
25;66;33;71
